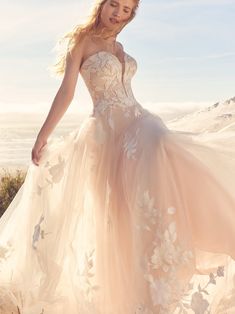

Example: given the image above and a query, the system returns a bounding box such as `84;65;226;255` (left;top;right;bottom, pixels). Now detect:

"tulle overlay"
1;50;235;314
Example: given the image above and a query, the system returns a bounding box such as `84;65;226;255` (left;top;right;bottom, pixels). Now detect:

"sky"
0;0;235;117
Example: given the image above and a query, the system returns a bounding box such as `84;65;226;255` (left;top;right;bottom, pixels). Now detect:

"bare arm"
31;39;85;166
37;44;84;139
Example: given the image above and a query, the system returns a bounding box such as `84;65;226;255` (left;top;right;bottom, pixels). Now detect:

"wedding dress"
1;50;235;314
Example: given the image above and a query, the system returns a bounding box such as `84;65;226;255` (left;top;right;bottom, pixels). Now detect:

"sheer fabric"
1;50;235;313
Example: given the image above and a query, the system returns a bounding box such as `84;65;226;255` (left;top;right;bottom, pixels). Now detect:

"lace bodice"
80;50;146;117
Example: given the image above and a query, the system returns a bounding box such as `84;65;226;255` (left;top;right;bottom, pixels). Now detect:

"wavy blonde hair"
51;0;140;76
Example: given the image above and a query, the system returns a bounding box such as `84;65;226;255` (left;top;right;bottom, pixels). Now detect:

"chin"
100;20;112;29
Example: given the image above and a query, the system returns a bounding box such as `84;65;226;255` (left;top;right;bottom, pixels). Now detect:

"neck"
96;22;118;42
105;36;117;43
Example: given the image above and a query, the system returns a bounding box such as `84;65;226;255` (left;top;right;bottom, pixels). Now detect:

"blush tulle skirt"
0;109;235;313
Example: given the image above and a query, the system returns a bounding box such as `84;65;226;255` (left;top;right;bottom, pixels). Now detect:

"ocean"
0;112;87;170
0;107;193;171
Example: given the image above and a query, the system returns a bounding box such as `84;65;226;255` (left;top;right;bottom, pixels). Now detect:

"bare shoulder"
116;41;124;52
79;34;101;63
65;34;97;71
68;34;89;60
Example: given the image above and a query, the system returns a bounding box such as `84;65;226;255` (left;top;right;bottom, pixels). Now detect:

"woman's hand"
31;136;48;166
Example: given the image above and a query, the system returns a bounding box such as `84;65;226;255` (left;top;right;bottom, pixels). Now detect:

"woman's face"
100;0;136;31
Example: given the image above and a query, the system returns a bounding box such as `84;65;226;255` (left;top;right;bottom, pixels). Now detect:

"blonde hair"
51;0;140;76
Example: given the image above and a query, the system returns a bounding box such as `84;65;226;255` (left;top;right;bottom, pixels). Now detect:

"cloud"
0;1;93;44
128;0;235;46
153;52;235;64
144;0;235;11
204;52;235;59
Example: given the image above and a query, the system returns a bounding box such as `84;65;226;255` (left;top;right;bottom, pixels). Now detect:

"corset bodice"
79;50;151;137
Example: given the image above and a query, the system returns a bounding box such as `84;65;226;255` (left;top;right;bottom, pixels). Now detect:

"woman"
1;0;235;313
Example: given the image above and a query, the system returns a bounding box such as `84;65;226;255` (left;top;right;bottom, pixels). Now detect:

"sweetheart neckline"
80;50;130;97
80;50;128;71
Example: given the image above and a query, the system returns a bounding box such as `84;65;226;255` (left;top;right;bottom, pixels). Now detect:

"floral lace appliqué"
123;127;140;160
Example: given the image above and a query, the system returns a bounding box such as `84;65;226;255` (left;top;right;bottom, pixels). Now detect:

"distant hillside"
167;96;235;133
